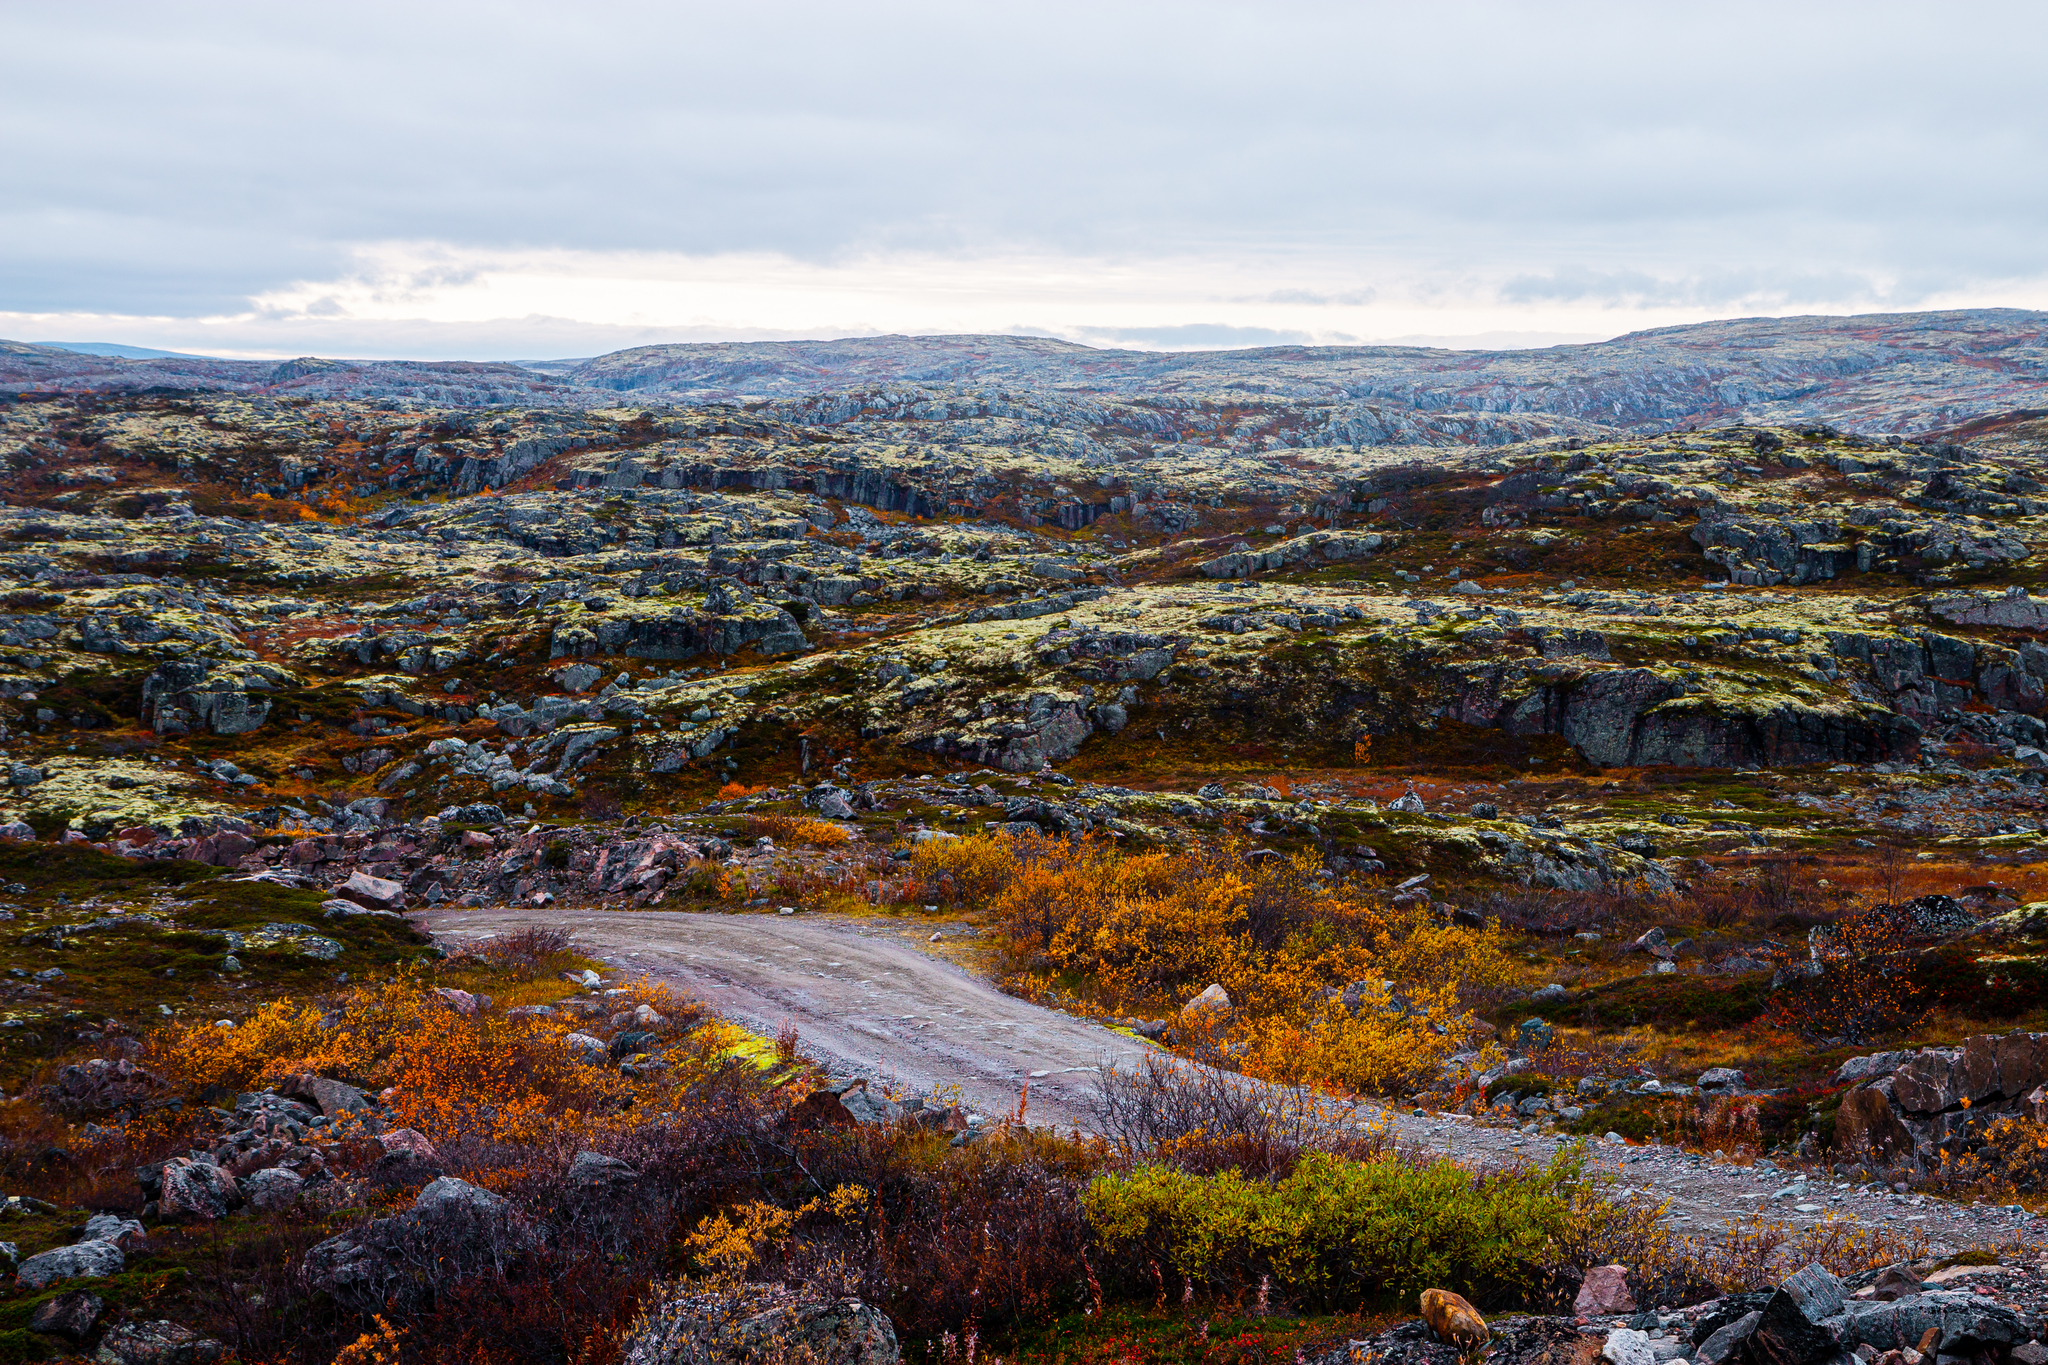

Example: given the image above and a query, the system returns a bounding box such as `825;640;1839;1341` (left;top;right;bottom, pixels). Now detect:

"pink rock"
430;987;483;1016
461;830;495;849
377;1128;437;1161
1575;1264;1636;1316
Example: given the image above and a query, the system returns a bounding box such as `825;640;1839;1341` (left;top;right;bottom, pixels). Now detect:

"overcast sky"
5;1;2046;358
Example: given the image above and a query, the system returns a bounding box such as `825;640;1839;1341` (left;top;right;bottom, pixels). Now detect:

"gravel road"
418;906;1151;1131
417;906;2046;1256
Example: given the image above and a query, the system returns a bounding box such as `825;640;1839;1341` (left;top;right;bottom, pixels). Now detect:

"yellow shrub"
909;830;1023;905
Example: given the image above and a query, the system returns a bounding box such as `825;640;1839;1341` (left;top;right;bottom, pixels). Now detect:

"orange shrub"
742;813;852;847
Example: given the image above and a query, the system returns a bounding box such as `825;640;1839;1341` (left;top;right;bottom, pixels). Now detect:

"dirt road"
416;906;2044;1255
417;906;1150;1131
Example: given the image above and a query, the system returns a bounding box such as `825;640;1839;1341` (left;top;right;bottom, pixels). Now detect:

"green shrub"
1082;1149;1587;1308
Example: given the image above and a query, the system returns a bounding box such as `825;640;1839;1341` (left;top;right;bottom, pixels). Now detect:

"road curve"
414;906;2042;1254
415;906;1152;1131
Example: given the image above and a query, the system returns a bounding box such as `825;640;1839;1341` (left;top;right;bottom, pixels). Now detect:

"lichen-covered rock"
139;657;291;735
158;1156;241;1221
620;1284;899;1365
93;1320;223;1365
17;1238;123;1289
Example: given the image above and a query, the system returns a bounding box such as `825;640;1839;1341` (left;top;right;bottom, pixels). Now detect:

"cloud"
1068;323;1318;350
5;2;2048;346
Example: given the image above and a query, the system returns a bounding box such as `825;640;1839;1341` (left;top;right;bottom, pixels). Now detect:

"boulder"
139;657;286;737
81;1214;146;1252
281;1072;370;1119
567;1150;642;1194
335;870;406;911
238;1166;304;1210
1838;1291;2032;1356
1834;1086;1916;1161
93;1320;223;1365
27;1288;102;1339
158;1157;241;1221
1601;1330;1654;1365
17;1239;123;1289
564;1031;608;1064
1748;1264;1843;1365
1694;1311;1761;1365
376;1127;438;1162
1575;1264;1636;1316
1181;983;1231;1023
620;1284;899;1365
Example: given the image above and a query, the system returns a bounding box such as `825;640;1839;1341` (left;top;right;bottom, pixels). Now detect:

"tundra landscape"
0;313;2042;1365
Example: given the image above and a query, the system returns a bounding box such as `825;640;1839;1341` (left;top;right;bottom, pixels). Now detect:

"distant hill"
31;340;218;360
7;308;2048;442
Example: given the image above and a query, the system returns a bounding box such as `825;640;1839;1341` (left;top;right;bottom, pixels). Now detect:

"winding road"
415;906;2044;1256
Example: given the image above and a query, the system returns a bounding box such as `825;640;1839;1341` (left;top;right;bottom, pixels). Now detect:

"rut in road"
417;906;2042;1257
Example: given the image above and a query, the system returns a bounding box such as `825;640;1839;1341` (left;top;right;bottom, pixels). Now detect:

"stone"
377;1127;438;1161
281;1072;371;1118
1516;1018;1555;1051
1749;1264;1845;1365
1697;1067;1748;1092
1420;1289;1488;1357
93;1320;223;1365
1838;1292;2031;1356
158;1156;241;1221
1576;1264;1637;1316
1181;983;1231;1022
238;1165;304;1210
1835;1087;1915;1160
1390;792;1426;814
1889;1051;1961;1114
567;1150;642;1192
620;1284;900;1365
17;1238;123;1289
1834;1052;1912;1086
431;987;485;1015
1870;1265;1925;1303
414;1175;509;1222
27;1288;102;1339
1603;1330;1655;1365
82;1214;146;1251
335;870;406;911
1694;1312;1761;1365
564;1031;608;1064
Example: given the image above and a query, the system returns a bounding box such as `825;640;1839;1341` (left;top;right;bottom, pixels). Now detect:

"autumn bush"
744;812;853;847
1082;1148;1591;1309
982;836;1509;1095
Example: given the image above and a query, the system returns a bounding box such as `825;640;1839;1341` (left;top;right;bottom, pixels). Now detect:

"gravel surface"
420;905;2047;1255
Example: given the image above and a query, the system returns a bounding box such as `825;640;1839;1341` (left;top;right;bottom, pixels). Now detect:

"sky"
4;1;2046;360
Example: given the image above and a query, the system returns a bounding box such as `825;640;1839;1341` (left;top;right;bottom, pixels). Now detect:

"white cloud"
4;1;2047;354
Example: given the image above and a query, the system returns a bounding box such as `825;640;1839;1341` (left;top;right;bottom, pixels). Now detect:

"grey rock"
238;1165;305;1210
17;1238;123;1289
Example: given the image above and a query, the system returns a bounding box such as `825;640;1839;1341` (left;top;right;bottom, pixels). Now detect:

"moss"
1509;972;1772;1034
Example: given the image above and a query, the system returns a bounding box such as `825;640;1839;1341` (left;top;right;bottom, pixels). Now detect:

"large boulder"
1830;1032;2048;1167
17;1239;123;1290
620;1284;898;1365
303;1176;522;1312
157;1156;241;1221
27;1288;103;1339
1747;1264;1845;1365
139;658;289;736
